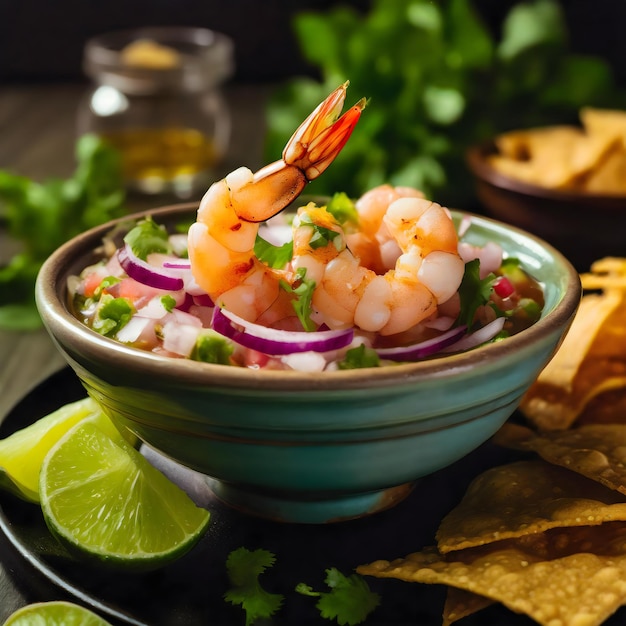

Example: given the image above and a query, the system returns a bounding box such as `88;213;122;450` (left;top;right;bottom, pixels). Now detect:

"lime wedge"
0;397;101;502
39;418;211;570
3;601;112;625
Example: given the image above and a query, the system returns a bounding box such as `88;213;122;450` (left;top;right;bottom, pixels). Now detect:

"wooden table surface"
0;80;269;621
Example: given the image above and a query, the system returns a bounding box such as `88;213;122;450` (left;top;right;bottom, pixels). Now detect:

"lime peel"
0;397;100;502
3;600;112;625
39;418;211;571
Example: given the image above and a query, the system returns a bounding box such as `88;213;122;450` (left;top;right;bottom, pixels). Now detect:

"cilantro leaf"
455;259;496;329
325;192;359;231
254;235;293;269
296;568;381;626
92;295;134;337
280;267;317;332
191;330;234;365
338;344;380;370
224;547;284;626
123;216;171;260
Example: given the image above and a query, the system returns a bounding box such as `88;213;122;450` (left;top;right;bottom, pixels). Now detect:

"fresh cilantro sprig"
0;134;126;330
296;568;381;626
280;267;317;332
224;547;285;626
123;216;172;260
254;235;293;269
338;344;380;370
455;259;497;329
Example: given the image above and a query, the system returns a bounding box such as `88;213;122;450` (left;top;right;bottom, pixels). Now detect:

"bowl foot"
205;479;416;524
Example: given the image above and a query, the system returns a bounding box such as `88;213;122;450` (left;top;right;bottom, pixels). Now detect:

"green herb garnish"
191;330;234;365
0;134;126;329
92;295;134;337
280;267;317;331
123;216;171;260
338;344;380;370
224;547;284;626
456;259;496;329
296;568;381;626
254;235;293;269
326;192;359;231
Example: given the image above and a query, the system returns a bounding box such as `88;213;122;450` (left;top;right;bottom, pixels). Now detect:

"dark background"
1;0;625;86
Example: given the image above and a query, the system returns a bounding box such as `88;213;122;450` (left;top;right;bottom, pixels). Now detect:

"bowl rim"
467;141;626;207
35;203;582;392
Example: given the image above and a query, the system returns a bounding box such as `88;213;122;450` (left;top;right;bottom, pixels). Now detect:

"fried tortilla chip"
436;459;626;554
442;588;494;625
496;424;626;496
520;288;626;430
583;143;626;194
488;108;626;194
580;107;626;145
358;523;626;626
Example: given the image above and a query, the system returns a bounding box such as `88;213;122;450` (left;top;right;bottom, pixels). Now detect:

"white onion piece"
375;325;467;362
280;351;328;372
442;317;506;353
162;321;201;357
213;307;354;355
117;244;184;291
116;316;152;344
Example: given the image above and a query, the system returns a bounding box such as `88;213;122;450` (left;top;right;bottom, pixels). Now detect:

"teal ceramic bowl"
35;202;581;523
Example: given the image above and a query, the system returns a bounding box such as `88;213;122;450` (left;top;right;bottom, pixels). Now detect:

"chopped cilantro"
93;275;121;299
326;192;359;231
455;259;497;329
297;211;343;250
280;267;317;331
254;235;293;269
338;344;380;370
160;294;177;312
124;216;171;260
224;547;284;626
296;568;381;626
190;330;234;365
92;295;134;337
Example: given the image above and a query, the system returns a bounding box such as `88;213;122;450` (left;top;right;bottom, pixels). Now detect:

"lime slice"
3;600;111;625
39;418;211;570
0;397;101;502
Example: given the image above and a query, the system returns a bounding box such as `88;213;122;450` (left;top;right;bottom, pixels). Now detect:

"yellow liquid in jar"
102;127;219;194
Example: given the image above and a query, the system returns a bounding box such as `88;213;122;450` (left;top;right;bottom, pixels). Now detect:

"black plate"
0;368;619;626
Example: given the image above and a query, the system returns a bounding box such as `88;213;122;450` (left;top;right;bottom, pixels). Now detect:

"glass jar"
78;27;234;198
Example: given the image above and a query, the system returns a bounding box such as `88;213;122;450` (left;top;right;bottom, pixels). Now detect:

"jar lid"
83;26;235;94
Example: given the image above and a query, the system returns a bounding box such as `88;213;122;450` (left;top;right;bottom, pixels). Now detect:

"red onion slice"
117;244;184;291
375;325;467;362
213;307;354;355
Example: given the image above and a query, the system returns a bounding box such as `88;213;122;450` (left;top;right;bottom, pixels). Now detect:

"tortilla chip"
520;288;625;430
490;126;587;188
489;109;626;194
436;459;626;554
583;143;626;194
496;424;626;496
577;387;626;425
580;107;626;145
442;588;493;625
358;523;626;626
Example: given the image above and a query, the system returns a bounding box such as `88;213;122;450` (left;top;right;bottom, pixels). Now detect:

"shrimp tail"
233;82;366;222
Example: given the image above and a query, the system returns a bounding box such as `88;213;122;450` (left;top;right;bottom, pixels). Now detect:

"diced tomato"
83;272;104;298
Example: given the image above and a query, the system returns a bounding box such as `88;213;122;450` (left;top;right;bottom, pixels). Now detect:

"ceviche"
70;83;544;372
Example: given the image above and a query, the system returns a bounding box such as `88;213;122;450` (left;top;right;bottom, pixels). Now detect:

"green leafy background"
265;0;626;208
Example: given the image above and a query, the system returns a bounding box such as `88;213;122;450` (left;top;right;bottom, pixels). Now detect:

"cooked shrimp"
301;192;466;335
187;82;366;321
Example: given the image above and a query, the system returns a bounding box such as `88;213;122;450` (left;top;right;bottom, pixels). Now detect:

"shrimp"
187;82;366;321
298;192;466;336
